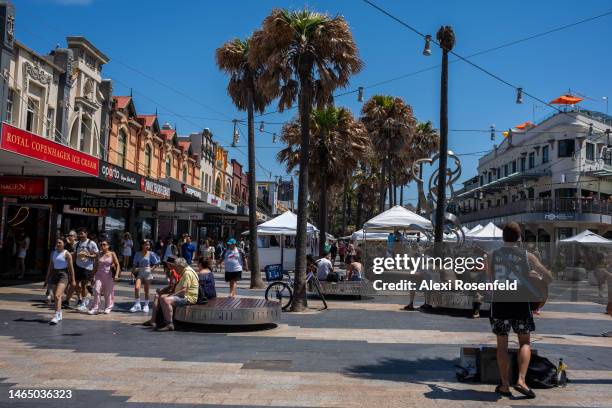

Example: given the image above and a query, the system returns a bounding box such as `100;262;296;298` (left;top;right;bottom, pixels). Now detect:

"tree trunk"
341;180;348;236
246;87;264;289
318;135;328;257
379;161;386;212
356;189;363;230
435;47;449;244
291;63;313;312
400;184;404;206
416;162;424;213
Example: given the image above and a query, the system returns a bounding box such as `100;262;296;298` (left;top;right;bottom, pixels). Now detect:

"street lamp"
603;96;609;115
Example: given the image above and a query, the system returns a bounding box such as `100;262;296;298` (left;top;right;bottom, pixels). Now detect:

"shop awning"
550;94;583;105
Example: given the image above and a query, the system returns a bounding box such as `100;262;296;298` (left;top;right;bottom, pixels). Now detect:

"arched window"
81;114;92;153
165;156;171;178
117;130;127;167
215;177;222;196
144;144;152;176
226;180;232;200
182;165;188;183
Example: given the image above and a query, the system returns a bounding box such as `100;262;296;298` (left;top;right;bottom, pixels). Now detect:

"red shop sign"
0;176;46;196
0;123;99;176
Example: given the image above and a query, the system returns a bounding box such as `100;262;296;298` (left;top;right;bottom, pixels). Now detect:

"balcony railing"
457;198;612;223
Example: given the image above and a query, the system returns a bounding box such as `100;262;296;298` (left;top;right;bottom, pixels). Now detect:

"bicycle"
264;266;327;310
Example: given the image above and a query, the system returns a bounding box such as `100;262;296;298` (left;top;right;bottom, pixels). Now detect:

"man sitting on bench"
143;257;199;331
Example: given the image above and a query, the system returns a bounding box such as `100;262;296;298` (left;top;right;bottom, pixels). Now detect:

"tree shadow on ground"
344;357;458;382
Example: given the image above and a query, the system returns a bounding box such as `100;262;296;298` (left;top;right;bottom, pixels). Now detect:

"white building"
455;108;612;245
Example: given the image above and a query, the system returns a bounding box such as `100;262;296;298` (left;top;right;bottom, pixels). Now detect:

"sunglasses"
101;243;109;246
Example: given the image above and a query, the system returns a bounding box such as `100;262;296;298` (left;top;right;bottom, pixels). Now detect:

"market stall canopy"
363;205;432;231
466;222;503;240
467;224;484;235
550;94;583;105
242;211;318;236
559;230;612;245
351;229;392;241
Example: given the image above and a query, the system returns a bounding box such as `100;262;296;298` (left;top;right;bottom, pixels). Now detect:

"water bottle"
556;358;568;386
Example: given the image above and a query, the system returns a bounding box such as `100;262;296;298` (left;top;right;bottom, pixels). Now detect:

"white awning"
363;205;432;231
243;211;318;236
560;230;612;245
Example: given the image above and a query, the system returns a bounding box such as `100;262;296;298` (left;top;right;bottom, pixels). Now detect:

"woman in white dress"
121;232;133;273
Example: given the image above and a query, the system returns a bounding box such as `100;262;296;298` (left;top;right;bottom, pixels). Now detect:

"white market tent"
466;222;503;240
559;230;612;245
242;211;319;270
461;226;470;234
363;205;432;231
351;229;389;242
467;224;484;235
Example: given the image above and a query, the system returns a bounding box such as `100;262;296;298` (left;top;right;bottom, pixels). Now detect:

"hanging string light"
357;86;364;102
259;121;265;132
516;87;523;104
490;125;495;141
423;34;432;56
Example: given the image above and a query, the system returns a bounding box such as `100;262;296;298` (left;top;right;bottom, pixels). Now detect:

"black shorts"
489;317;535;336
225;271;242;282
49;269;69;285
75;265;92;282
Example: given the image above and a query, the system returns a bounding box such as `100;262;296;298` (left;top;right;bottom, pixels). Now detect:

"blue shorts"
170;295;190;307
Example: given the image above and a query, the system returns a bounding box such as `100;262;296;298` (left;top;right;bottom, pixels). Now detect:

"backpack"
526;355;560;389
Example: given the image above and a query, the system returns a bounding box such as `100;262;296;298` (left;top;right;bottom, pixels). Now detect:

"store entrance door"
1;203;51;284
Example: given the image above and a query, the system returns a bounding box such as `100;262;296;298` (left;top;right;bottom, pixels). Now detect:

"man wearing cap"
218;238;248;298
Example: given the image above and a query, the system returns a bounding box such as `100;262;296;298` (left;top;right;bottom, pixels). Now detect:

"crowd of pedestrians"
43;229;245;329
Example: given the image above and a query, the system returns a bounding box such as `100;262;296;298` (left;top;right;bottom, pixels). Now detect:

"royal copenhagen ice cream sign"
0;123;99;176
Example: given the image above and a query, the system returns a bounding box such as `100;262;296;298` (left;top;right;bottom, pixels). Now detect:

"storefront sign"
140;177;171;199
0;176;46;196
99;161;140;188
19;190;81;204
63;204;106;216
544;213;574;221
1;123;99;176
207;195;220;206
80;195;133;209
225;203;237;213
181;184;203;200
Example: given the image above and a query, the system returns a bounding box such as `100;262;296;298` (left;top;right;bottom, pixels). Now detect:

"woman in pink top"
88;240;120;315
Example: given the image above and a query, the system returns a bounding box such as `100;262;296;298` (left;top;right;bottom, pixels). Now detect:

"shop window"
542;145;549;164
585;142;595;161
144;145;152;176
558;139;575;158
117;130;127;167
5;88;14;123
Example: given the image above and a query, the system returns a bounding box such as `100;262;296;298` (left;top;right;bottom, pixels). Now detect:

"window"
117;130;127;167
504;164;509;177
182;166;187;182
558;139;575;158
165;157;171;177
45;108;54;138
5;89;14;123
585;142;595;161
215;177;222;196
497;167;501;179
144;145;152;176
511;160;517;173
26;98;39;133
480;175;484;186
528;152;535;169
542;145;549;164
488;172;492;183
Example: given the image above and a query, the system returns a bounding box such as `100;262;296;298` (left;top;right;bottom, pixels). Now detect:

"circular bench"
174;298;281;326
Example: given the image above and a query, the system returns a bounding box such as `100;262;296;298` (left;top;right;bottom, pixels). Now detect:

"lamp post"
434;26;455;244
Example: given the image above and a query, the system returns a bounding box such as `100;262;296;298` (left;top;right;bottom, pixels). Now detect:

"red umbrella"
550;94;583;105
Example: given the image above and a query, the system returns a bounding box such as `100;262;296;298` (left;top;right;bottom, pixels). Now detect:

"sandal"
513;384;536;399
495;385;512;397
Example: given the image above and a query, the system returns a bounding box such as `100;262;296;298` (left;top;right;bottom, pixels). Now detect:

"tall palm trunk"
400;184;404;206
291;60;314;312
318;133;328;257
341;180;348;236
356;189;363;229
246;87;264;289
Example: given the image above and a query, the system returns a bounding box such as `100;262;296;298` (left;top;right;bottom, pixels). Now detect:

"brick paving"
0;269;610;407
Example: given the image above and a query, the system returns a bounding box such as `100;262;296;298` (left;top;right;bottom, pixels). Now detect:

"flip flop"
495;385;512;397
513;385;536;399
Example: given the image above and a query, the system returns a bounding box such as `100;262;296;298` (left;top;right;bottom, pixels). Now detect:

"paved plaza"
0;269;610;408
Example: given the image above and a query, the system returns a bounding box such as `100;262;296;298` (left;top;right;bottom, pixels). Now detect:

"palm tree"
216;37;273;289
250;9;362;311
360;95;416;212
277;106;370;257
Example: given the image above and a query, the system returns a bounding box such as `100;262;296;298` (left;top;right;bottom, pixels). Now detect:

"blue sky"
17;0;612;204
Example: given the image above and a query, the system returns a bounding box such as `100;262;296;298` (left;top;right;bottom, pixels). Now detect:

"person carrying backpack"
217;238;248;298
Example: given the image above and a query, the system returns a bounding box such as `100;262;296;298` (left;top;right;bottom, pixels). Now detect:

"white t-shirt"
17;237;30;258
223;248;244;272
75;239;99;270
316;258;333;281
